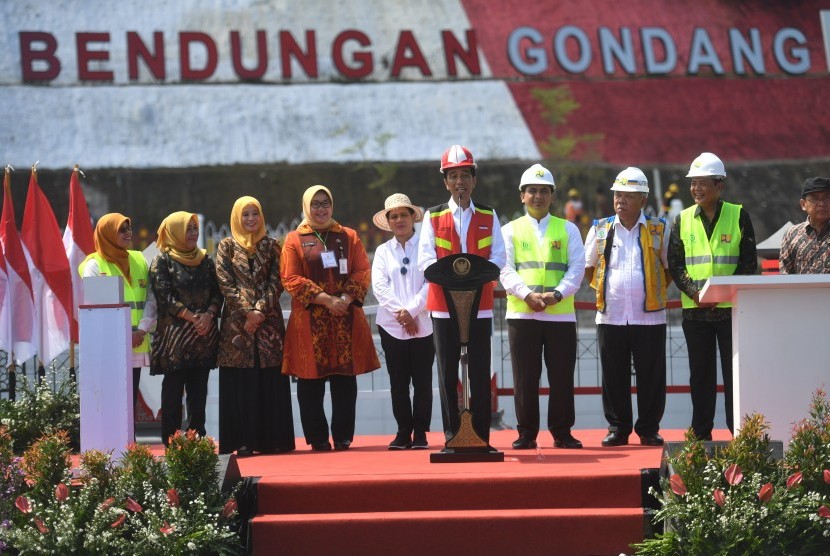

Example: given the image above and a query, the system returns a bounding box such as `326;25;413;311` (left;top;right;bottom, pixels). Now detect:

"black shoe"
602;431;630;447
639;433;664;446
388;433;411;450
311;442;332;452
553;434;583;449
411;433;429;450
236;446;253;457
512;436;538;450
333;440;351;451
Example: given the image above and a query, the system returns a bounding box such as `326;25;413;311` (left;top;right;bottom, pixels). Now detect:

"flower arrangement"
635;389;830;555
0;375;80;453
0;429;242;554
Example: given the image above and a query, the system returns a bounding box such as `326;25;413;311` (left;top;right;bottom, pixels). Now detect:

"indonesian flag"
0;244;10;354
0;167;37;364
20;165;73;364
61;166;94;343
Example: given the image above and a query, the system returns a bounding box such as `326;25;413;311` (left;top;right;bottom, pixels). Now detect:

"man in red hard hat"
417;145;506;443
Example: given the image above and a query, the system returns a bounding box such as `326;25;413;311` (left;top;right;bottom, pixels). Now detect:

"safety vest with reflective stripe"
506;215;574;315
79;251;150;353
426;202;495;312
679;202;741;309
590;215;668;313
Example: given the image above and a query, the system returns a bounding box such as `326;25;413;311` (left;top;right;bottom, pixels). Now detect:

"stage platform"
221;428;731;556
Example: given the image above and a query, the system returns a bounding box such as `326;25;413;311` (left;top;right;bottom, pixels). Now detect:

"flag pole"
8;352;16;402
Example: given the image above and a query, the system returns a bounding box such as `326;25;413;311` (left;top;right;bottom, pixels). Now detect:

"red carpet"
232;429;731;556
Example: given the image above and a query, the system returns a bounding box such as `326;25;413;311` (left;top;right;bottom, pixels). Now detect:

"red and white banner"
0;168;37;364
62;167;95;343
20;167;74;364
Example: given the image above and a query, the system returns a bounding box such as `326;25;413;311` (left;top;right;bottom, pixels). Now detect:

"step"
251;507;645;556
255;472;643;514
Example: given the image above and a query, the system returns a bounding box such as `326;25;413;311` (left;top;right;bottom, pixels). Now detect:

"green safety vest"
506;215;574;315
679;202;742;309
79;251;150;353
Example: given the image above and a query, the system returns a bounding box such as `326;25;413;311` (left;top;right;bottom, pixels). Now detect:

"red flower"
15;495;31;514
100;497;115;511
110;514;126;528
33;516;48;534
670;474;687;496
819;505;830;519
124;497;143;513
786;471;803;490
55;483;69;502
724;464;743;486
758;483;774;503
166;488;180;507
222;498;238;518
159;522;174;535
713;489;726;507
823;469;830;485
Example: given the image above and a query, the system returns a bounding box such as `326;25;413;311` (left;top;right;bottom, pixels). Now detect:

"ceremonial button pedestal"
699;274;830;446
79;276;134;455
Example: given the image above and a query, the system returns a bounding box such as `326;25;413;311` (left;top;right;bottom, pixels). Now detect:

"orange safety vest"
426;202;495;312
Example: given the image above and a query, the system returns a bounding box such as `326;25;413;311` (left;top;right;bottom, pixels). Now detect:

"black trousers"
296;374;357;445
682;317;733;438
598;323;666;437
507;319;577;440
160;367;211;446
132;367;141;410
378;327;435;436
432;317;492;442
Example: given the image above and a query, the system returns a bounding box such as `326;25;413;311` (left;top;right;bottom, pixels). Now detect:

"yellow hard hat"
668;183;680;193
568;188;579;197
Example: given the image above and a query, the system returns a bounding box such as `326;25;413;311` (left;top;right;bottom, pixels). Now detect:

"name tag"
339;258;349;274
321;251;337;269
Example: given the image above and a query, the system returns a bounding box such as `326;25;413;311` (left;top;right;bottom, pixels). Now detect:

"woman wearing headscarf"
149;211;221;446
79;213;156;414
281;185;379;451
216;196;295;456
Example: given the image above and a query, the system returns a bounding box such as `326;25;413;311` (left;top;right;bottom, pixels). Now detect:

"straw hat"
372;193;424;232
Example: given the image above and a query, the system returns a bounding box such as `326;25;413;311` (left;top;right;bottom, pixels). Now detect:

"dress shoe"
236;447;253;457
512;436;538;450
411;433;429;450
602;431;630;447
553;434;583;449
333;440;352;451
388;433;412;450
311;442;332;452
639;433;664;446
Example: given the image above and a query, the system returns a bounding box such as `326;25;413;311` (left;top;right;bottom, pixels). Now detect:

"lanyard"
312;229;329;250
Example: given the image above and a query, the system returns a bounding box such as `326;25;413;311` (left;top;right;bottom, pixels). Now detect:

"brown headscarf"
88;213;132;283
156;211;205;267
299;185;336;230
230;196;266;253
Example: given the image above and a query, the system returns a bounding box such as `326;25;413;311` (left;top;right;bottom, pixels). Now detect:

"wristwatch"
553;290;563;302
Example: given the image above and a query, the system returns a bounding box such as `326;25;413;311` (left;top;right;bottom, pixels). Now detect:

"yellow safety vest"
679;202;742;309
79;251;150;353
506;215;574;315
590;216;668;313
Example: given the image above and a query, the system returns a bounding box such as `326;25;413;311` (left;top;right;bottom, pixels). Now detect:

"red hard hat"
440;145;476;173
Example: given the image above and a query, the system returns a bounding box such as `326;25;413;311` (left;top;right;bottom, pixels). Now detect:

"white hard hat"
610;167;649;193
686;152;726;178
519;163;555;191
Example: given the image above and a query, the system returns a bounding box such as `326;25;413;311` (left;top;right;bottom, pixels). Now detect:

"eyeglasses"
400;256;410;275
806;196;830;206
310;200;332;210
117;226;131;233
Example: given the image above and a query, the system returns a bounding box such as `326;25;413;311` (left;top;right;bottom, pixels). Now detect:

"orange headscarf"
155;211;206;267
299;185;336;230
230;196;266;253
89;213;132;284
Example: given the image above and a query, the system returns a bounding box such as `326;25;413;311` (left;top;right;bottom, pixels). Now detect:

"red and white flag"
0;245;10;355
61;166;94;343
20;165;74;364
0;167;37;364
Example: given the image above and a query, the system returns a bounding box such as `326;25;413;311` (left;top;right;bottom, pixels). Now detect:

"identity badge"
339;258;349;274
321;251;337;269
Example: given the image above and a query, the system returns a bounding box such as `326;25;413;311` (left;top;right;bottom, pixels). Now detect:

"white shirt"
371;234;432;340
417;197;506;319
82;257;157;366
500;213;585;322
584;212;670;326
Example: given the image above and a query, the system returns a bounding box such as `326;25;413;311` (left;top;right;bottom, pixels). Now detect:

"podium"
699;275;830;445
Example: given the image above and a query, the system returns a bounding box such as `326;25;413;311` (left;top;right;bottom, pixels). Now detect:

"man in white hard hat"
585;167;671;447
779;177;830;274
668;152;757;440
500;164;585;450
417;145;506;443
